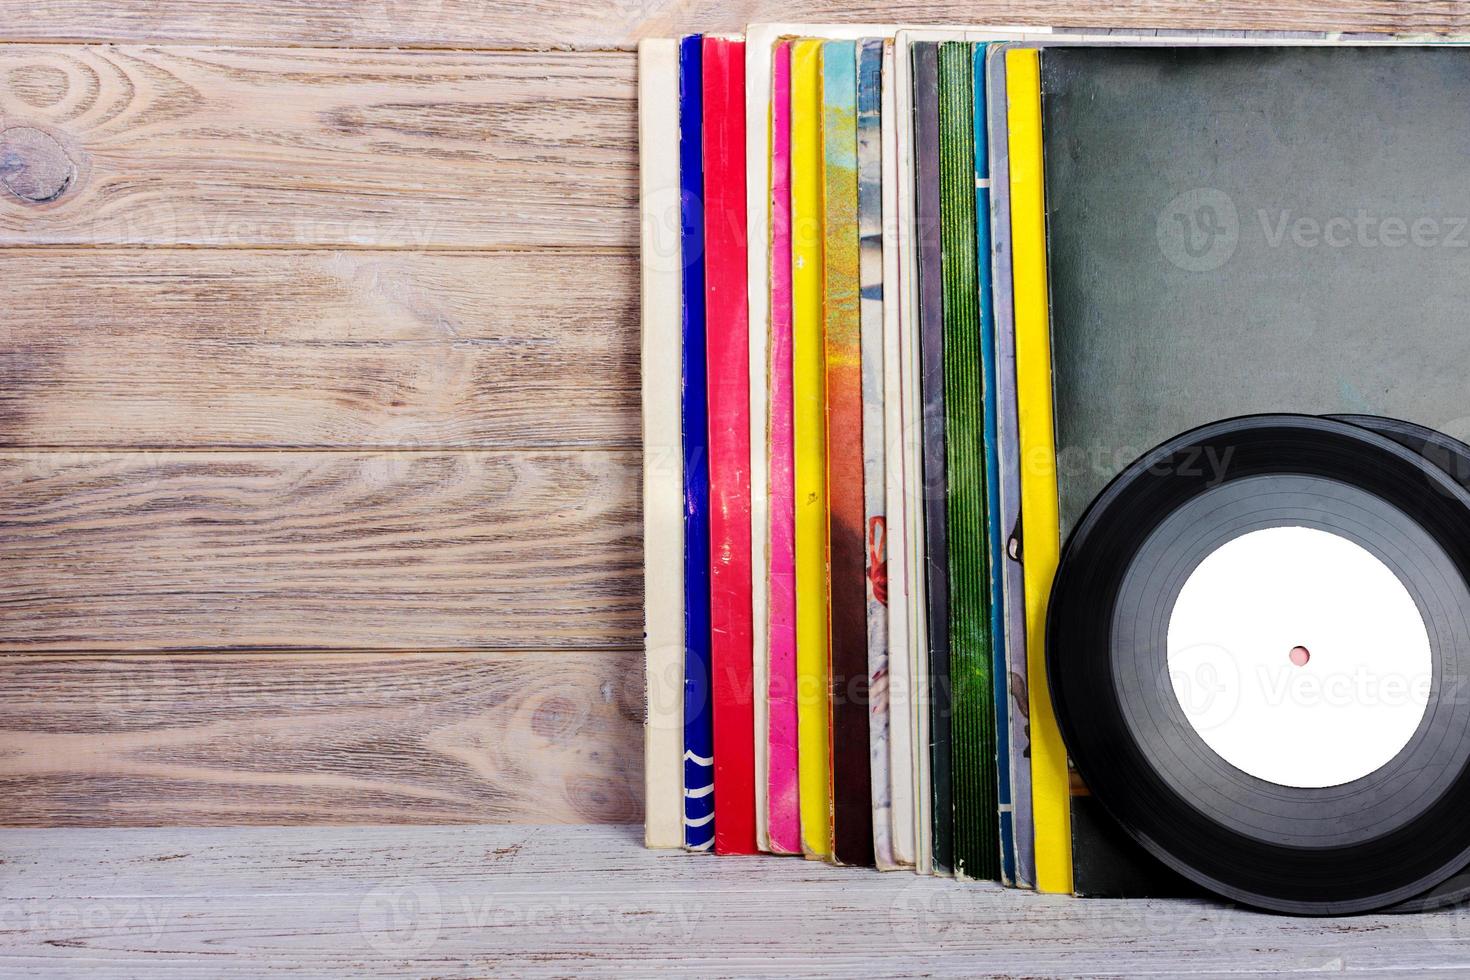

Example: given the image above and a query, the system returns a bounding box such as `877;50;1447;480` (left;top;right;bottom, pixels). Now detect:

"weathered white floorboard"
0;824;1468;977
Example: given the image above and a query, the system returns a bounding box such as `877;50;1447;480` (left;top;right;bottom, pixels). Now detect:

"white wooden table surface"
0;824;1466;977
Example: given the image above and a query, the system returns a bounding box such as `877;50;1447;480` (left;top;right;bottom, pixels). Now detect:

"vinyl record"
1048;414;1470;914
1332;415;1470;913
1332;414;1470;496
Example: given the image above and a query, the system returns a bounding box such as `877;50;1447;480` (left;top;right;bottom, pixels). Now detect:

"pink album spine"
765;40;801;856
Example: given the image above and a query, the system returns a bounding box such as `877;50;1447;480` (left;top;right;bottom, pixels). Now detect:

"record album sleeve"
679;33;716;853
999;45;1071;892
893;29;935;876
911;41;953;876
980;43;1036;890
1033;39;1470;899
765;39;801;857
702;35;757;857
989;30;1364;892
973;41;1022;886
789;38;833;861
856;37;896;871
638;37;685;850
822;40;875;867
937;40;1000;883
878;37;917;869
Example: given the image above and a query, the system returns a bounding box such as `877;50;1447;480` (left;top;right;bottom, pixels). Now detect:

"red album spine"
703;36;758;855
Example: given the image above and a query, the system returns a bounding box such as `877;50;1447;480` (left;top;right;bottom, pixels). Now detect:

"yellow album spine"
791;38;833;861
1006;47;1073;895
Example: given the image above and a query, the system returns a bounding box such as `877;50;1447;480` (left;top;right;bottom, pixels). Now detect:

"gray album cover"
1042;45;1470;537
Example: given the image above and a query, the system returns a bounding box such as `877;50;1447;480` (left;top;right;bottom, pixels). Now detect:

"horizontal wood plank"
0;450;642;651
0;824;1457;975
3;0;1466;50
0;651;642;826
0;46;635;247
0;249;638;448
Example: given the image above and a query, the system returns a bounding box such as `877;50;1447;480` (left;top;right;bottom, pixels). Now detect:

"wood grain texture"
0;450;642;651
0;652;642;826
6;0;1451;837
2;0;1466;50
0;46;635;247
0;249;637;448
0;824;1465;976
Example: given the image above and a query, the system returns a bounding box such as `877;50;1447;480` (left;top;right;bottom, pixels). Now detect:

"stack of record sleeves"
639;24;1470;914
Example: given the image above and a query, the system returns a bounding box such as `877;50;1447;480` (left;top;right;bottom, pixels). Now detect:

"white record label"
1166;525;1433;789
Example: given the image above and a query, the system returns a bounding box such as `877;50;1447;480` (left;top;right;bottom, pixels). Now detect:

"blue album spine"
973;42;1016;886
679;34;715;852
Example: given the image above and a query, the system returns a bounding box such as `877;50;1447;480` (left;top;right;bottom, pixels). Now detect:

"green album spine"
937;41;998;882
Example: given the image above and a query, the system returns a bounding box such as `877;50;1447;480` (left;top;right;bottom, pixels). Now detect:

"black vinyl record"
1048;414;1470;914
1333;415;1470;913
1332;414;1470;496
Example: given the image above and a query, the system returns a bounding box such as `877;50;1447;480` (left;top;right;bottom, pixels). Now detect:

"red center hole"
1289;645;1311;667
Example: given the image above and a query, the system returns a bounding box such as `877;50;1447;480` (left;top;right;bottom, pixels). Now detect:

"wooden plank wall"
0;1;1461;828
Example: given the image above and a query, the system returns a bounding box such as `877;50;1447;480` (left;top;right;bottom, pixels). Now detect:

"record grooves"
1048;414;1470;914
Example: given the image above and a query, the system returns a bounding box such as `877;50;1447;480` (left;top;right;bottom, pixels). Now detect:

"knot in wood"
0;126;76;204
